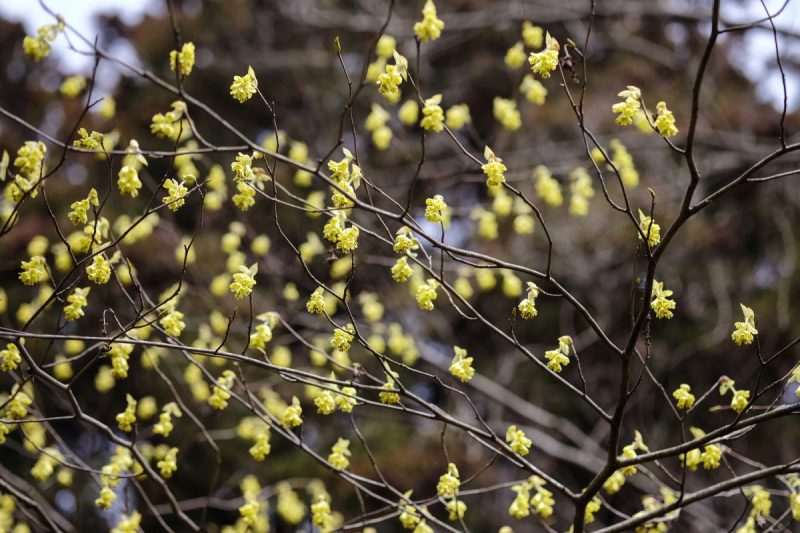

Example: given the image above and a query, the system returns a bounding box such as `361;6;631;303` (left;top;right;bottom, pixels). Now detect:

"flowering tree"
1;0;799;531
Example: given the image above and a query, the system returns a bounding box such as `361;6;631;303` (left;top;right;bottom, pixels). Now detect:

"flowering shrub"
0;1;799;532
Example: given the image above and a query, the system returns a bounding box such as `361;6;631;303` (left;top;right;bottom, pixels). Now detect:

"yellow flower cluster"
672;384;695;410
568;167;594;216
445;103;471;130
612;86;642;126
115;394;138;431
23;22;63;62
493;97;521;131
365;103;393;150
720;378;751;414
209;370;236;410
60;75;86;98
73;128;104;150
544;335;572;373
482;146;507;189
420;94;444;132
509;476;553;519
169;42;196;76
156;446;179;478
449;346;475;382
505;425;532;455
638;209;661;248
413;0;445;42
230;66;258;103
68;187;99;224
424;194;447;223
534;165;563;206
517;282;540;319
391;256;414;282
0;344;21;372
520;74;547;105
230;263;258;300
150;101;187;140
655;101;678;137
19;255;48;286
436;463;461;498
415;279;439;311
64;286;90;321
528;32;559;78
162;178;188;211
732;303;758;346
377;50;408;103
328;437;351;469
281;395;303;428
650;279;676;319
153;402;181;437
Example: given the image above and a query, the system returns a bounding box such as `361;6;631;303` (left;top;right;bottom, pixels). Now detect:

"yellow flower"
95;486;116;510
232;181;256;211
522;21;544;48
449;346;475;382
68;188;99;224
413;0;445;42
59;75;86;98
19;255;48;285
115;394;137;431
331;323;355;352
424;194;447;223
162;178;188;211
731;389;751;413
376;35;396;58
732;304;758;346
517;282;540;319
528;32;559;78
391;256;414;282
377;50;408;102
157;447;178;478
209;370;235;410
73;128;104;150
534;165;562;206
379;376;401;405
637;209;661;248
482;146;507;189
86;255;112;284
445;104;471;130
655;101;678;137
64;286;90;321
544;335;572;373
281;396;303;428
520;74;547;105
612;86;642;126
420;94;444;132
650;279;676;319
230;263;257;300
446;499;466;521
493;97;521;130
169;42;196;76
230;66;258;103
436;463;460;498
505;41;526;68
0;343;21;372
153;402;181;437
159;308;185;337
328;438;351;469
415;279;439;311
398;100;419;125
673;384;695;409
506;425;532;455
117;165;142;197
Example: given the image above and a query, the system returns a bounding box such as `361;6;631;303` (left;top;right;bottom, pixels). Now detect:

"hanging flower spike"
230;263;257;300
449;346;475;382
230;66;258;103
517;282;540;319
413;0;445;42
482;146;508;189
637;209;661;248
169;42;196;76
655;101;679;138
424;194;447;223
650;279;676;319
673;384;695;409
544;335;572;373
528;32;560;79
612;86;642;126
732;304;758;346
420;94;444;132
505;425;532;456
